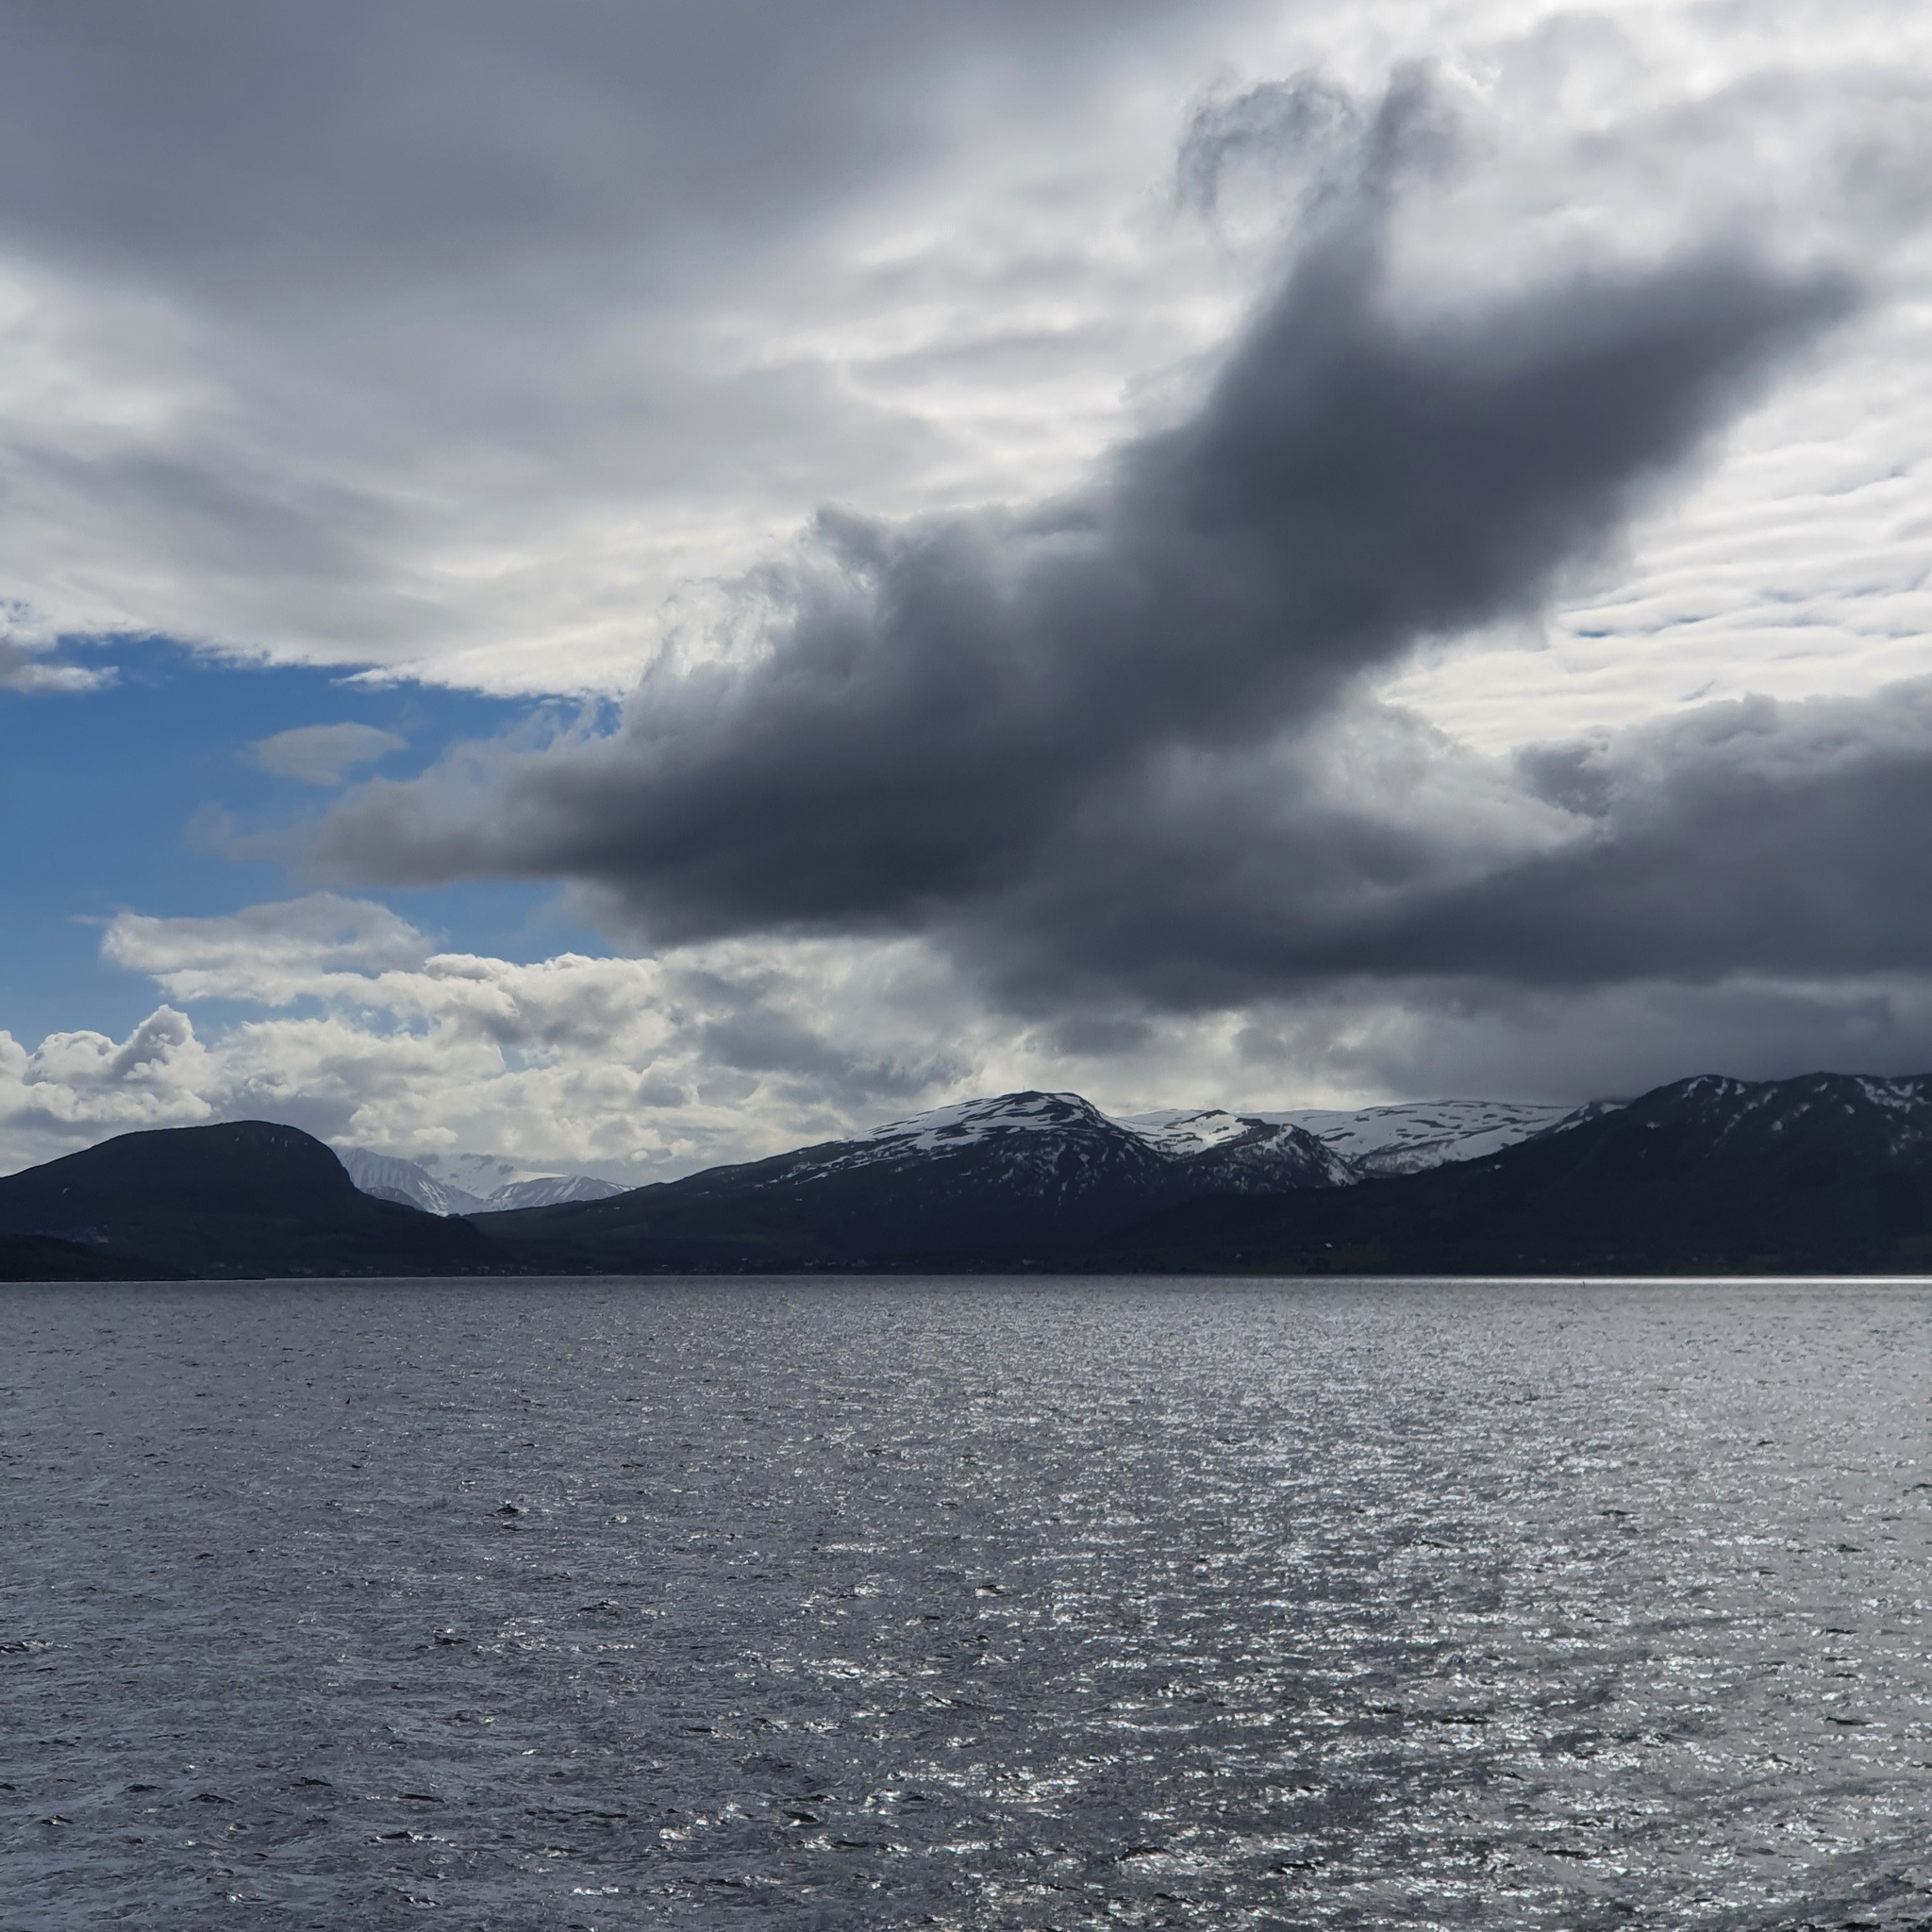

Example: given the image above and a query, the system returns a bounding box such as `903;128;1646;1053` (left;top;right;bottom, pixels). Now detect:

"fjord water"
4;1280;1929;1930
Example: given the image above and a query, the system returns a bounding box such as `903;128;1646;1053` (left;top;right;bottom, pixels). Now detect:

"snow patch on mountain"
488;1173;628;1209
822;1090;1613;1189
1261;1098;1618;1176
1118;1100;1614;1176
1115;1108;1263;1156
852;1091;1105;1156
1645;1071;1932;1161
787;1092;1134;1196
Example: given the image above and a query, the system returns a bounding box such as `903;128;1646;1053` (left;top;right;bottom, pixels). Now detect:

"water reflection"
2;1277;1928;1928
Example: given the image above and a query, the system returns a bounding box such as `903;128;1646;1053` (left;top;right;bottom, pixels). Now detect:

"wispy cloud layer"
249;722;406;785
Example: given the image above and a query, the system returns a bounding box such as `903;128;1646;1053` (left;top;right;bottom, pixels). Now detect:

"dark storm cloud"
691;1001;953;1111
297;74;1857;1003
954;679;1932;1009
1391;685;1932;984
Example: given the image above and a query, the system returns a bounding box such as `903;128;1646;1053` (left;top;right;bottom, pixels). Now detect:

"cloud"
0;632;109;694
10;15;1932;1159
16;887;1932;1182
1212;970;1932;1111
934;675;1932;1010
1387;681;1932;984
286;77;1852;1007
0;1005;213;1167
249;722;406;784
10;896;970;1179
102;892;432;1001
0;0;1251;690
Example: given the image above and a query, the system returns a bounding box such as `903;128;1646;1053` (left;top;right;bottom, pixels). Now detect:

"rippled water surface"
4;1277;1931;1929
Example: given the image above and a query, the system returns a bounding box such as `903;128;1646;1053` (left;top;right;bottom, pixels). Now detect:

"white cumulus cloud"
12;891;1932;1181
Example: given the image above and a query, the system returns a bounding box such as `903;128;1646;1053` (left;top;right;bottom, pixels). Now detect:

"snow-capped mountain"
10;1071;1929;1278
486;1173;628;1209
1090;1070;1932;1274
339;1149;495;1216
337;1146;624;1218
1118;1098;1615;1176
827;1091;1355;1191
414;1150;627;1207
1256;1098;1620;1177
1608;1071;1932;1165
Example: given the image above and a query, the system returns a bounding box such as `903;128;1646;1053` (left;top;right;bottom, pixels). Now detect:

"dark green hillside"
0;1232;188;1281
0;1121;494;1278
1072;1073;1932;1274
470;1128;1164;1272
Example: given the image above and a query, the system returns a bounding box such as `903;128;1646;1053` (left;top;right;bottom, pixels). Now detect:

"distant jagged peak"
1643;1069;1932;1114
1626;1068;1932;1156
490;1173;625;1208
337;1145;625;1217
337;1148;494;1217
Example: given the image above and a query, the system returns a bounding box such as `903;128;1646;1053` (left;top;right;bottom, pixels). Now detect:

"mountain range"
6;1073;1932;1278
466;1091;1597;1269
1074;1073;1932;1276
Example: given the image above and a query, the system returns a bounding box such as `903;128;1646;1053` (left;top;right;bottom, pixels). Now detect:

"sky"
7;0;1932;1181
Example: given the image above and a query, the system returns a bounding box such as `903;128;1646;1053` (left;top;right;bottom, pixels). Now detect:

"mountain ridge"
1252;1097;1621;1176
1069;1071;1932;1275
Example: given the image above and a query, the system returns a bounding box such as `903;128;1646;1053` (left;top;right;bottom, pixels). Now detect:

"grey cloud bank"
0;0;1252;687
6;0;1920;700
0;0;1203;295
955;676;1932;1009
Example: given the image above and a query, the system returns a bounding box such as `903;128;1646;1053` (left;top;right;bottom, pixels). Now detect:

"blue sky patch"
0;640;611;1046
